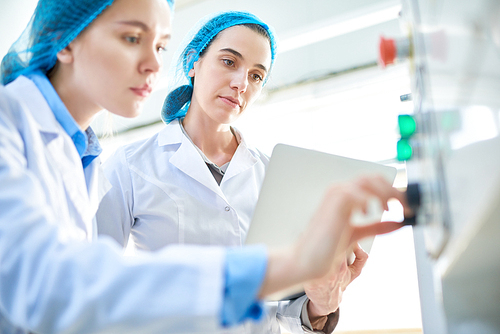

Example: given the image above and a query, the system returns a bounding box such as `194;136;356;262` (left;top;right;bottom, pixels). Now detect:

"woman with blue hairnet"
95;10;407;334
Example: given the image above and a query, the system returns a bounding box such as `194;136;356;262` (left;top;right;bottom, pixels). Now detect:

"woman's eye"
223;59;234;66
251;73;263;82
125;36;139;44
157;45;167;53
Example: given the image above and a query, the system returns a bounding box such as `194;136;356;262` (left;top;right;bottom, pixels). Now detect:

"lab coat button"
225;206;231;212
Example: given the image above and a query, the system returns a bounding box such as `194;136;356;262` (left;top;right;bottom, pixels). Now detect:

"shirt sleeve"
277;295;339;334
221;245;268;327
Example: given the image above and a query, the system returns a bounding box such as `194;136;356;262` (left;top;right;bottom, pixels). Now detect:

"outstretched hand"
293;175;407;280
259;175;410;299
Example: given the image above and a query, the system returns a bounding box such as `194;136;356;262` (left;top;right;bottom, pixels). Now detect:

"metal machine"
380;0;500;333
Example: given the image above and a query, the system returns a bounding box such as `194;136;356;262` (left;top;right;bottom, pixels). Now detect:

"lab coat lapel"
44;130;94;236
12;77;94;238
159;121;227;200
221;128;258;183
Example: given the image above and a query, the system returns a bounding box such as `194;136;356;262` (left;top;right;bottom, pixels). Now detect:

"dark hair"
199;23;272;58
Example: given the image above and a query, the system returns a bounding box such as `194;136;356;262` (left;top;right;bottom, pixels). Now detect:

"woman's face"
61;0;171;118
189;25;272;125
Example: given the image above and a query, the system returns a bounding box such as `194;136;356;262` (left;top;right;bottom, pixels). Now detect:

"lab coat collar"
156;120;222;196
157;119;184;146
157;120;218;194
9;75;102;169
7;76;61;137
156;119;259;195
26;71;89;158
220;128;258;184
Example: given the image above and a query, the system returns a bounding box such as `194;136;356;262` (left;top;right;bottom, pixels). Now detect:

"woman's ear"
189;57;203;78
56;43;74;64
186;49;198;78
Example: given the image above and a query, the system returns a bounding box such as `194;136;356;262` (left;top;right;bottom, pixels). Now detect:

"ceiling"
0;0;404;136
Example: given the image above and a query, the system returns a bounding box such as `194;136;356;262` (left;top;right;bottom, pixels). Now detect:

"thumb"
348;243;368;282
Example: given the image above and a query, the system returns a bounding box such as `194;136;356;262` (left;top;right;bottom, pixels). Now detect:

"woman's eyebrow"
116;20;171;39
219;47;268;73
117;20;150;31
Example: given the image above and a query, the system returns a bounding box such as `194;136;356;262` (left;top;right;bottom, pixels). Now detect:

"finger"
356;175;397;211
350;221;403;243
339;184;373;215
352;242;368;261
331;184;366;208
356;175;410;213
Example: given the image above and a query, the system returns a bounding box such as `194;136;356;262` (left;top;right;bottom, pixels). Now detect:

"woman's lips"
220;96;241;108
130;85;152;98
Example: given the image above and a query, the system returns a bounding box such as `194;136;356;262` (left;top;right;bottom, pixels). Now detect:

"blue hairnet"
1;0;175;85
161;11;278;124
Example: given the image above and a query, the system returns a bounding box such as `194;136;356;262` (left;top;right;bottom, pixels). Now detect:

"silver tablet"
245;144;397;300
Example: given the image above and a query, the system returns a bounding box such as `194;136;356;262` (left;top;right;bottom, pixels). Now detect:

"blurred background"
0;0;422;333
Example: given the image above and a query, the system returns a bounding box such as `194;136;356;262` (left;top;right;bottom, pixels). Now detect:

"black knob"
406;182;421;210
403;182;421;226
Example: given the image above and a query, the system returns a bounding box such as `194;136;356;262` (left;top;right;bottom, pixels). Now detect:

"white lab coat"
0;76;227;334
96;119;268;250
96;120;314;334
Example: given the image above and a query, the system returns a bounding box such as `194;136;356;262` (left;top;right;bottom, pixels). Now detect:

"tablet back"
245;144;397;299
246;144;397;248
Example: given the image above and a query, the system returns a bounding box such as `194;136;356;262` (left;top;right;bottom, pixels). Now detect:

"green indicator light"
398;115;416;138
397;139;413;161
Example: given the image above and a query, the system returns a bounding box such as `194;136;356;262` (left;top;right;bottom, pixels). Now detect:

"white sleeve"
95;148;135;247
0;98;225;334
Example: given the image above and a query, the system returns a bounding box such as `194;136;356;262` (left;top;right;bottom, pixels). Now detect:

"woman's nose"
230;69;249;93
140;47;162;74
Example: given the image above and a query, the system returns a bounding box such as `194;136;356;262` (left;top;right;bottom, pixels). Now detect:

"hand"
259;175;409;298
304;243;368;330
292;175;408;280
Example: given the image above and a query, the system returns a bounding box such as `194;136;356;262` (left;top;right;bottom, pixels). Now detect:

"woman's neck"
49;71;100;131
182;111;238;166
